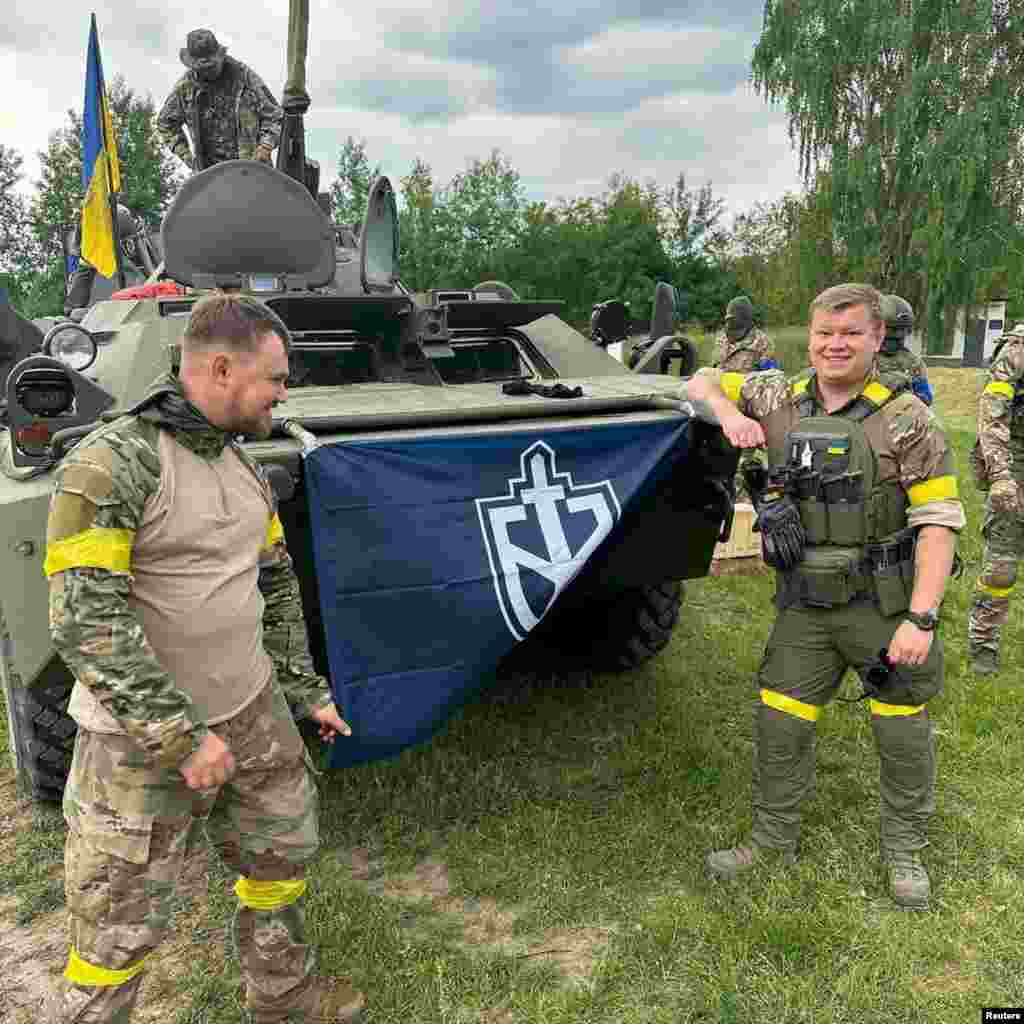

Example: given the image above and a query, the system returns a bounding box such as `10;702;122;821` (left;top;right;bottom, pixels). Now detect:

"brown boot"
885;851;930;910
248;977;366;1023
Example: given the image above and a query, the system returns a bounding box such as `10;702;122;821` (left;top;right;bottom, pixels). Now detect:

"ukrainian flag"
81;14;121;278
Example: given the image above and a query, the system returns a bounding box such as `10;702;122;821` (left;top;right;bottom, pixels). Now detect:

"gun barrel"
283;0;310;107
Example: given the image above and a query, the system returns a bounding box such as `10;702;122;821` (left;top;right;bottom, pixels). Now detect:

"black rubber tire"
7;660;76;803
499;581;684;675
590;581;683;670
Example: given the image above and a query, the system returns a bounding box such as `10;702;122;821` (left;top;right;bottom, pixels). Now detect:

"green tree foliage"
0;145;40;308
398;158;438;293
330;137;382;231
753;0;1024;343
721;173;850;325
431;151;525;288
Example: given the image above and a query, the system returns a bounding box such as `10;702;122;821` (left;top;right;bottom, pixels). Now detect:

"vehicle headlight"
43;323;98;372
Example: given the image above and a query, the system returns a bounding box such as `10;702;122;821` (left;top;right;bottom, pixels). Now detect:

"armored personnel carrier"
0;4;736;801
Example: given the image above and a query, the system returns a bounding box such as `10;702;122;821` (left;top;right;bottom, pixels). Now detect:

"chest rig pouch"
776;380;915;615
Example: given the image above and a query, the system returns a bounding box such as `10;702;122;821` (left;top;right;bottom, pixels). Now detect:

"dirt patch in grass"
910;961;977;996
0;780;226;1024
349;851;611;985
0;903;67;1023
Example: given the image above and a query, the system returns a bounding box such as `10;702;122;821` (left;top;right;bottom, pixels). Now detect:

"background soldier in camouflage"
157;29;283;171
713;295;778;372
42;294;365;1023
877;294;933;405
687;283;963;910
967;322;1024;675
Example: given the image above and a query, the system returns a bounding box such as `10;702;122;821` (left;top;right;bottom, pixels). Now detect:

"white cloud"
562;23;746;77
3;0;803;220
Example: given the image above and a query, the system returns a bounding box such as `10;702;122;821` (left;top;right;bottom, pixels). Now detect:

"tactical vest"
762;373;915;613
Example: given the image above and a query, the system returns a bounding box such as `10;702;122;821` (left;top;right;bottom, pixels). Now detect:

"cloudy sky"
2;0;803;216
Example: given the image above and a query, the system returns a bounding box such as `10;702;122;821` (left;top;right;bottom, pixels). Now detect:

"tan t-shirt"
69;430;275;732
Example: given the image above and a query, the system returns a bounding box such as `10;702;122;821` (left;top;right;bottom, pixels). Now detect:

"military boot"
706;839;795;880
969;647;1000;676
248;977;366;1024
885;851;930;910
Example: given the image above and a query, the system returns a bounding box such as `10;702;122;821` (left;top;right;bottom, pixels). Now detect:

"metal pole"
107;182;125;289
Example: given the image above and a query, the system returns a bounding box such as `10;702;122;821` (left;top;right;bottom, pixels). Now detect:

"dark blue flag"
304;417;691;766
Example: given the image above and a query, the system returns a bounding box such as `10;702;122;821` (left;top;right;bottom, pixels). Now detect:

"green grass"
2;367;1022;1022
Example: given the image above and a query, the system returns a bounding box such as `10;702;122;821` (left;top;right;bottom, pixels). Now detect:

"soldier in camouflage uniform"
713;295;778;372
687;283;963;910
877;294;933;406
967;322;1024;675
157;29;283;171
42;294;365;1023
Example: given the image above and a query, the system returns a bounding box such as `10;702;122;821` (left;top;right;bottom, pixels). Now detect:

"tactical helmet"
724;295;753;342
881;294;915;337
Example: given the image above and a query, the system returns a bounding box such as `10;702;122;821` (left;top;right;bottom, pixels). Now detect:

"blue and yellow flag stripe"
81;14;121;278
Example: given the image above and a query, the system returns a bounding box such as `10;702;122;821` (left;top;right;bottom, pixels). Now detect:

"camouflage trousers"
752;598;941;854
968;501;1024;657
43;680;320;1024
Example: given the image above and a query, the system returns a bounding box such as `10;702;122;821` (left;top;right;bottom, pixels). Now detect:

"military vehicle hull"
1;163;736;799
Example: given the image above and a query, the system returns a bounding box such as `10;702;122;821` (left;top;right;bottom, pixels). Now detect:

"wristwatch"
905;607;939;631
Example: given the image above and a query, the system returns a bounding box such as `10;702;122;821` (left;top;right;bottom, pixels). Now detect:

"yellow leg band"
234;876;307;911
64;947;149;987
760;688;821;722
977;581;1013;599
869;700;926;718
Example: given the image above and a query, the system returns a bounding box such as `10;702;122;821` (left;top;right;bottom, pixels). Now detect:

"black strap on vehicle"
502;380;584;399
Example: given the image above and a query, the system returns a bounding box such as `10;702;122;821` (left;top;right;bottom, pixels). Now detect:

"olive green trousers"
751;598;941;855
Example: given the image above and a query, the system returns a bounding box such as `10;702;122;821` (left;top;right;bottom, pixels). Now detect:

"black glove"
756;491;806;570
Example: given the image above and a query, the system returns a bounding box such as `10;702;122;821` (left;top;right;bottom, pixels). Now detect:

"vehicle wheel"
6;660;76;802
589;581;683;670
500;581;683;675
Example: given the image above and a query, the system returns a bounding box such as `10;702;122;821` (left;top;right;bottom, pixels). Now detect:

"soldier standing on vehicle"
713;295;778;372
967;322;1024;676
157;29;283;172
877;294;933;405
686;283;963;910
41;294;365;1024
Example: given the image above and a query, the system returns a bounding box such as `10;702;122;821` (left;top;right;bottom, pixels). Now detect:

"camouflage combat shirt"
44;372;331;768
157;56;283;168
708;367;965;532
977;332;1024;484
713;327;775;372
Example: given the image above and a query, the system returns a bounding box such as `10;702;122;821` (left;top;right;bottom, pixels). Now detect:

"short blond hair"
184;292;291;354
809;283;883;326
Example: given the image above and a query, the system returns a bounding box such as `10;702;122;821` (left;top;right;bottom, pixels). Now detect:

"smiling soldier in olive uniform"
41;294;365;1023
686;283;963;910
